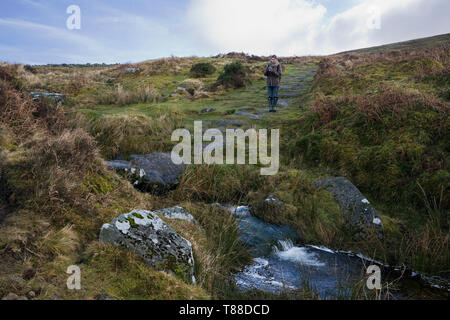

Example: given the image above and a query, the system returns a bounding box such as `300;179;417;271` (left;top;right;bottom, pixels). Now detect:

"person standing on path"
264;55;282;113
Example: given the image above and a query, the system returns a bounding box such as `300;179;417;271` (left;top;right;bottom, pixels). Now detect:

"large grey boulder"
99;209;195;284
105;152;185;195
313;177;383;240
124;67;139;73
30;92;65;104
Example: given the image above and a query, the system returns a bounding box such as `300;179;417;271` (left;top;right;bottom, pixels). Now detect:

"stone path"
202;63;317;130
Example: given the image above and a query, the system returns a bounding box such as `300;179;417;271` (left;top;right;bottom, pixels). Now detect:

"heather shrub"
217;61;251;88
190;62;216;78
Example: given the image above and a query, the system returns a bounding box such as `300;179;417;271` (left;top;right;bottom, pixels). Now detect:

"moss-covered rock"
313;177;383;240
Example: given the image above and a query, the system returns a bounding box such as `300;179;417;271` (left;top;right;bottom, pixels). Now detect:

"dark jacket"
264;60;282;87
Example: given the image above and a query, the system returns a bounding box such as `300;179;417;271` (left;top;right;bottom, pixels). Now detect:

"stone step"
279;93;301;98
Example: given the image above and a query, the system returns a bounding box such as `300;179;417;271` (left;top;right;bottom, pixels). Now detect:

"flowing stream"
225;205;449;299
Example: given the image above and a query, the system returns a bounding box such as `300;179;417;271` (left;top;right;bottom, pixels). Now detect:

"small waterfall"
273;239;295;252
273;240;325;267
225;204;449;298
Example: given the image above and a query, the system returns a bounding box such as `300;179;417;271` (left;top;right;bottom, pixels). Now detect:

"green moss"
132;212;144;219
273;190;294;204
174;263;190;282
125;216;139;228
82;173;116;194
157;254;193;283
379;214;402;240
0;134;18;151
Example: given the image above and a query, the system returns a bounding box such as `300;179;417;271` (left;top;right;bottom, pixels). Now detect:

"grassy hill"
338;33;450;55
0;34;448;300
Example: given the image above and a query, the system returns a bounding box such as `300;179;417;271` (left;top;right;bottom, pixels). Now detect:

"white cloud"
187;0;450;56
186;0;327;55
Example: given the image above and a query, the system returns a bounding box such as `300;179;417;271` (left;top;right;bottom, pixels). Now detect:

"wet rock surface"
105;152;185;195
227;206;448;298
226;206;368;297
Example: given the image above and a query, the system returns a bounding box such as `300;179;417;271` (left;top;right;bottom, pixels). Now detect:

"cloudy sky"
0;0;449;64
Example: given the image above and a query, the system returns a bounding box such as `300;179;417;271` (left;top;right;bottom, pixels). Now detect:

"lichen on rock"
99;209;196;284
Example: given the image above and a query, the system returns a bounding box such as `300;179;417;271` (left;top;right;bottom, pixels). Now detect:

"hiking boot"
273;97;278;112
268;97;273;112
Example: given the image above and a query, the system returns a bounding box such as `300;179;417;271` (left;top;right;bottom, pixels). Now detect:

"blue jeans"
267;86;279;99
